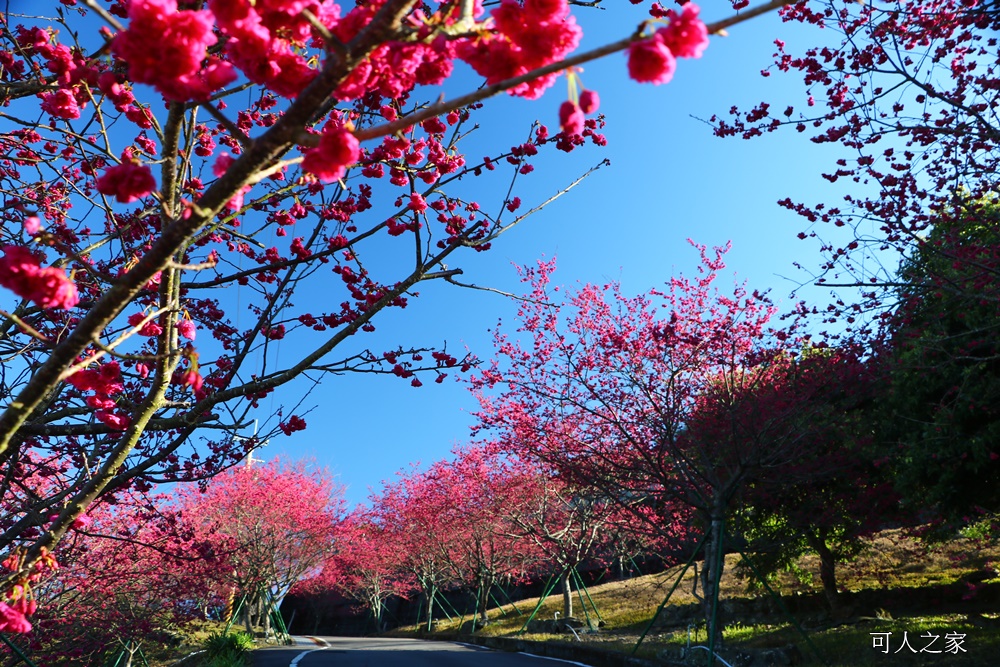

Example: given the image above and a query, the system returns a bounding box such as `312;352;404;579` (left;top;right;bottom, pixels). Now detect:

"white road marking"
517;652;593;667
289;647;328;666
454;641;594;667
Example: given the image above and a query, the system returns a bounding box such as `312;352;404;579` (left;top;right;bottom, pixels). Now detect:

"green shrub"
201;631;254;667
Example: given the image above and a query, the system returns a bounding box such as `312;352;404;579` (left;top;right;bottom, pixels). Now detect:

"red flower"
112;0;234;101
180;368;204;392
0;602;31;634
279;415;307;435
409;193;428;213
558;100;584;135
658;3;709;59
0;245;79;310
96;161;156;203
177;318;197;340
128;311;163;337
627;37;676;85
302;121;360;183
578;89;600;115
39;89;80;119
96;411;130;431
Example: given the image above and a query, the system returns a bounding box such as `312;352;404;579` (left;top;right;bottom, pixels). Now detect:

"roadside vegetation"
393;528;1000;666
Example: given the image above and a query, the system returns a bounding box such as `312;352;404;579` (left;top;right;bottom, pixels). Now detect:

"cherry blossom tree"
367;464;462;630
174;458;344;635
0;0;792;625
4;492;219;666
498;458;618;620
320;506;410;631
715;0;1000;326
472;246;853;642
421;446;541;626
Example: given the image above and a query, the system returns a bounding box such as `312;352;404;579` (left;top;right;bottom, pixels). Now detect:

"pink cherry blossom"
177;318;197;340
95;162;157;204
627;36;676;85
112;0;235;101
302;122;360;183
578;89;600;115
0;602;31;633
658;3;709;60
0;245;79;310
39;89;80;119
558;100;584;135
95;410;130;431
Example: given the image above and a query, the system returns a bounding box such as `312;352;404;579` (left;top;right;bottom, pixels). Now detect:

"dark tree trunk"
806;530;841;611
476;578;493;625
699;513;726;649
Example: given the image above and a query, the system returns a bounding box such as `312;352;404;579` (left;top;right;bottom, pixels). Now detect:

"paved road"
252;636;591;667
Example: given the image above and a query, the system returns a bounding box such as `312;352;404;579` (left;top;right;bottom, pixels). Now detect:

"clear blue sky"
246;3;864;507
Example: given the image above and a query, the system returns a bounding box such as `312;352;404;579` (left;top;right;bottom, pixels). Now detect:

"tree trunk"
425;586;436;631
370;591;383;632
243;599;254;635
262;597;273;637
806;531;841;611
560;569;574;619
476;578;493;625
699;514;726;649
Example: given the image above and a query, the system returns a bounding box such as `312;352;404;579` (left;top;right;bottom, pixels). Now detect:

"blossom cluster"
628;3;710;85
67;361;130;431
0;548;58;634
458;0;583;99
0;246;79;310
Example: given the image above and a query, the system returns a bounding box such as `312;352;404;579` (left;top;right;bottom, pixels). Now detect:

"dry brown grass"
396;528;1000;665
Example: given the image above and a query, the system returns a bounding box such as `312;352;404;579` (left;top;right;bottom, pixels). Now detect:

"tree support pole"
632;530;709;655
570;568;593;628
736;546;829;667
223;594;247;635
518;572;560;634
707;518;725;666
0;633;38;667
572;567;604;623
497;585;524;615
436;593;458;621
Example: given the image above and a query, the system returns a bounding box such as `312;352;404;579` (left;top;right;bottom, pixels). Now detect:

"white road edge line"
517;652;593;667
289;647;328;666
453;641;592;667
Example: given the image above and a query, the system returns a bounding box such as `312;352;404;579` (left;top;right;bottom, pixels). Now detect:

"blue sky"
254;3;862;507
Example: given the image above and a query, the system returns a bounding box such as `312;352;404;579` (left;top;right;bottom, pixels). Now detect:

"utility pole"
233;419;269;467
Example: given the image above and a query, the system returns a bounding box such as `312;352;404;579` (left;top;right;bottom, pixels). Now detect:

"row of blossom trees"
5;458;342;665
320;445;641;630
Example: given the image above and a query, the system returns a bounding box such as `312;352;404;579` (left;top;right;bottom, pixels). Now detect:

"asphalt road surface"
252;636;592;667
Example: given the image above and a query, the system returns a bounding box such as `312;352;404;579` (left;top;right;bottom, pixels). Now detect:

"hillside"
396;528;1000;666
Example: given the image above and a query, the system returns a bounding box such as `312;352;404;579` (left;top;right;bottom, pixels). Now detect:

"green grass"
395;529;1000;666
197;630;255;667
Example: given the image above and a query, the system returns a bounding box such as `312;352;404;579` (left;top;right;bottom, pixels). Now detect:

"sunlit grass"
394;529;999;666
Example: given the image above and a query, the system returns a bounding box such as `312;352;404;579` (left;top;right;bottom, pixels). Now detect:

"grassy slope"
396;529;1000;666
